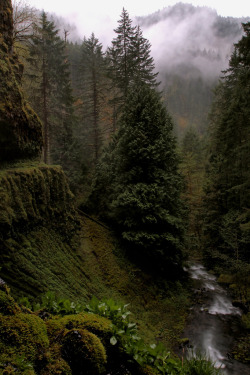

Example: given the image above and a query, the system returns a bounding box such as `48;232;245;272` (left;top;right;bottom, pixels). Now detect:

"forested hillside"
136;2;248;136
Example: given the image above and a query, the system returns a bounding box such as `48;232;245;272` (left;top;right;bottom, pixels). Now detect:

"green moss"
217;274;234;284
0;289;20;315
0;352;35;374
139;365;159;375
62;329;107;375
232;333;250;363
242;312;250;329
0;165;76;228
47;313;112;344
40;344;72;375
0;313;49;362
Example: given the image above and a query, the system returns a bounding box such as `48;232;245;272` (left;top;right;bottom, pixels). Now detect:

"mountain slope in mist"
136;3;249;134
44;2;249;135
137;2;247;78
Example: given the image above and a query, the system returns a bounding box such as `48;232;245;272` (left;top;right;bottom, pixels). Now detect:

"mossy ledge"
0;164;76;231
0;164;82;298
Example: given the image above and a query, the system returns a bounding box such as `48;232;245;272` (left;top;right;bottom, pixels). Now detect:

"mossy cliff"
0;0;42;161
0;163;83;298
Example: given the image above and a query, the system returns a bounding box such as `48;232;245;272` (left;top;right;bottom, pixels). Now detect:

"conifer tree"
28;12;74;165
90;83;184;273
203;22;250;271
180;127;205;252
107;8;136;98
106;9;159;131
78;33;107;164
131;25;159;87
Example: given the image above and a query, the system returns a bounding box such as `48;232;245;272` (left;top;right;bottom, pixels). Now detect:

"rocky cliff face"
0;1;80;297
0;0;43;162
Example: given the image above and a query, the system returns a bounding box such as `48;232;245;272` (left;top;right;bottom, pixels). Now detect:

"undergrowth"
18;292;222;375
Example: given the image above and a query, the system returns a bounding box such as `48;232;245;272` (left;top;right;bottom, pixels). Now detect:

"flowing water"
182;263;249;374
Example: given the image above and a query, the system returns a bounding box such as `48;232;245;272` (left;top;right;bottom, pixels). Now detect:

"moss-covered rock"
46;313;112;344
0;0;43;162
0;313;49;361
62;329;107;375
0;0;13;50
40;343;72;375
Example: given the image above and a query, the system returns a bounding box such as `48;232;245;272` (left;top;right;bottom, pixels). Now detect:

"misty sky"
25;0;250;42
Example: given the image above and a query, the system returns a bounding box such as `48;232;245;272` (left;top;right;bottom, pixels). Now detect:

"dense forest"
0;0;249;374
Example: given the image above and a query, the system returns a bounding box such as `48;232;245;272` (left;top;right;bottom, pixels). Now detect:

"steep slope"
0;162;82;298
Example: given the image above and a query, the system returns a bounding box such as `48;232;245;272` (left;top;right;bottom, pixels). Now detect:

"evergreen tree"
90;83;184;273
131;25;159;87
203;22;250;272
106;9;159;131
28;12;74;165
180;127;205;253
107;8;136;98
78;33;107;164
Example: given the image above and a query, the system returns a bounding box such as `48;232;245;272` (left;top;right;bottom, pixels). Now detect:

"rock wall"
0;0;43;162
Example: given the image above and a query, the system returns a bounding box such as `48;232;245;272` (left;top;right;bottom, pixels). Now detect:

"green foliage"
203;23;250;285
33;291;83;315
0;284;220;375
27;11;75;165
77;33;108;165
180;127;206;254
83;297;184;374
90;83;185;272
182;351;222;375
106;8;159;130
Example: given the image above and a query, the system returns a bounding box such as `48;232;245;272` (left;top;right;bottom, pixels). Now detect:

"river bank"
181;263;250;375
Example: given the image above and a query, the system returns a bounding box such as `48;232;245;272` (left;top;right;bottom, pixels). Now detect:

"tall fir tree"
131;25;159;87
106;9;159;131
107;8;136;97
78;33;108;164
89;83;185;274
203;22;250;272
28;12;75;165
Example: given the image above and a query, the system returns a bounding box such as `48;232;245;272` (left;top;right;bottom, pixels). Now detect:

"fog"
51;2;247;82
135;3;247;80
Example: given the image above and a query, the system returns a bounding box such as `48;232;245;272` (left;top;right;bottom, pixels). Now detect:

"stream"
182;263;250;375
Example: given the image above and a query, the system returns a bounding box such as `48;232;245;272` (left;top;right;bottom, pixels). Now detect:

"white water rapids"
183;263;249;375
